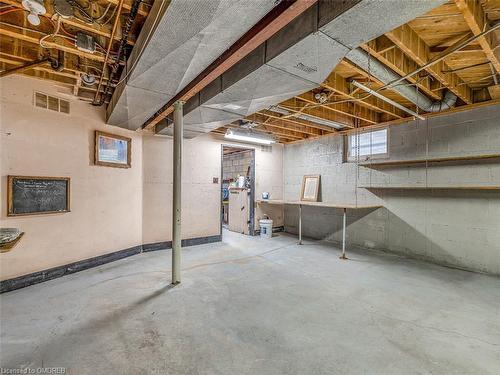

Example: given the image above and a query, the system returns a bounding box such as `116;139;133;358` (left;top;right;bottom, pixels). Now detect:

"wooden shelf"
358;186;500;190
256;199;382;209
0;232;24;253
358;154;500;168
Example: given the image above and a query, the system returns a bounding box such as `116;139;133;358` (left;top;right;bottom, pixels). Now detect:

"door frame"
220;144;256;236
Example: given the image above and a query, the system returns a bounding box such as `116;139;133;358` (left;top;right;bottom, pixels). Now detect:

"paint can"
259;219;273;239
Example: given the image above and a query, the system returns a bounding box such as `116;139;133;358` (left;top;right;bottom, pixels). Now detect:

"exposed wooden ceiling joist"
385;24;473;103
0;0;137;45
455;0;500;73
360;39;442;101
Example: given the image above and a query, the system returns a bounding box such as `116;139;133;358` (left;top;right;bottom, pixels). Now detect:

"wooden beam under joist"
385;24;473;104
455;0;500;74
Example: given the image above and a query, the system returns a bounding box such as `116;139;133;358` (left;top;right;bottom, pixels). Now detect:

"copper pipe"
93;0;125;104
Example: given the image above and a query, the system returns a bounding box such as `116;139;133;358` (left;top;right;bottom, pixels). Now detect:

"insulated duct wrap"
346;47;457;113
106;0;445;135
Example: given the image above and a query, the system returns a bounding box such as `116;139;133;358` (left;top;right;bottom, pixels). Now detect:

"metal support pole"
340;208;347;260
298;204;302;245
172;101;184;284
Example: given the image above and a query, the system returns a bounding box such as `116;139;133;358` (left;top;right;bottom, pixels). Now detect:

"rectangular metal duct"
106;0;277;130
157;0;444;137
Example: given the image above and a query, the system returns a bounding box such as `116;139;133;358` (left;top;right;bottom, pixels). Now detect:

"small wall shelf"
0;232;24;253
358;154;500;168
358;186;500;190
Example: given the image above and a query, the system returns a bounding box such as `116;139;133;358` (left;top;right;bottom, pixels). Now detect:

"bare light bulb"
27;12;41;26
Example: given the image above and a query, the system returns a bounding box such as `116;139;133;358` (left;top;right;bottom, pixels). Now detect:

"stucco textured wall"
0;76;143;280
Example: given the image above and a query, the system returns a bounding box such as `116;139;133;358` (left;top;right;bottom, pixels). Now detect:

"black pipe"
95;0;142;106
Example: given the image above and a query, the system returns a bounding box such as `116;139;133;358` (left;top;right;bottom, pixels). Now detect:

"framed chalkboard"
7;176;70;216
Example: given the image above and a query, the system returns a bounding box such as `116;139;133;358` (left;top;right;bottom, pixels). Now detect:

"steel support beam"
172;101;184;284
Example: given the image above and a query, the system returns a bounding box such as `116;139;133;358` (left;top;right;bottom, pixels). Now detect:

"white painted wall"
0;76;284;281
142;133;284;244
0;76;143;280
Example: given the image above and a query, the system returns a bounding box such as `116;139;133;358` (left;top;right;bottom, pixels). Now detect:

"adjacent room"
1;0;499;374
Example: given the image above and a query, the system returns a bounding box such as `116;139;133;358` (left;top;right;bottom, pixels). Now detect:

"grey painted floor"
1;230;499;375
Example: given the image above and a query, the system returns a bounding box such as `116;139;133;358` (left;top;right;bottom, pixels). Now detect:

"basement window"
346;128;388;162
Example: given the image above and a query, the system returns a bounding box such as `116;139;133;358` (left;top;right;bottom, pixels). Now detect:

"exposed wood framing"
321;70;405;119
386;24;473;103
360;38;442;100
0;0;136;45
455;0;500;73
295;91;379;124
0;23;107;62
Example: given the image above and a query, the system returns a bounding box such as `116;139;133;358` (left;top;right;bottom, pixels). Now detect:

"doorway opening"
221;145;256;237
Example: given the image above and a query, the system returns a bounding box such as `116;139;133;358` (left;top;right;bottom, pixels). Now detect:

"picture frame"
95;131;131;168
7;175;71;216
300;175;320;202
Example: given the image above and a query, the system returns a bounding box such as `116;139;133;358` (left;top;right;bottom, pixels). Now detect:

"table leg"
298;204;302;245
340;208;348;260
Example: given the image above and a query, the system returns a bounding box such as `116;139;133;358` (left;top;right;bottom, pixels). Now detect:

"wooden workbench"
256;200;382;258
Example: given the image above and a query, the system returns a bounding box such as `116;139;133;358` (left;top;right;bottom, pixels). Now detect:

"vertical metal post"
298;204;302;245
340;208;347;260
172;101;184;284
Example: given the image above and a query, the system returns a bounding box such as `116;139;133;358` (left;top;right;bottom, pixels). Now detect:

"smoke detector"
22;0;46;26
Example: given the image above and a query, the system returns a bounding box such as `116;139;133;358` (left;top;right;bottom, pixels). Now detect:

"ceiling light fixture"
224;128;275;145
22;0;46;26
269;105;347;129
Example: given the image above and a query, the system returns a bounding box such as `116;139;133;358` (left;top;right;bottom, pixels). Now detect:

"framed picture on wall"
95;131;131;168
300;175;320;202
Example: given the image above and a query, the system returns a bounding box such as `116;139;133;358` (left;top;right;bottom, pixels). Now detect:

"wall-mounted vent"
34;92;70;114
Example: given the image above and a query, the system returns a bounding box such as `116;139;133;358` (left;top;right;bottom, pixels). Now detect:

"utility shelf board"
358;154;500;168
358;186;500;190
0;232;24;253
256;199;382;209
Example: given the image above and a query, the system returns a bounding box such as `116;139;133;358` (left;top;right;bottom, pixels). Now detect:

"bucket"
237;175;245;188
259;219;273;239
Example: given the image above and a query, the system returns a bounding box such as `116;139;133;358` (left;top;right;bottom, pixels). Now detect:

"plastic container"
259;219;273;239
237;175;245;188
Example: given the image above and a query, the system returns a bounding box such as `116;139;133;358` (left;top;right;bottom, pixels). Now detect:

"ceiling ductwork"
106;0;445;135
346;47;458;113
106;0;278;130
157;0;445;138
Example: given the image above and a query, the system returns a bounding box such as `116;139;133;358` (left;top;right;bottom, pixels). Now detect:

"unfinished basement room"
1;0;500;374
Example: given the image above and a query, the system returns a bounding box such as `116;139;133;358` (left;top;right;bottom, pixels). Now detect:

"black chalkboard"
8;176;70;216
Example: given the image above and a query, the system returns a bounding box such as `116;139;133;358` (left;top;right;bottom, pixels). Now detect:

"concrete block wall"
283;104;500;275
222;150;253;182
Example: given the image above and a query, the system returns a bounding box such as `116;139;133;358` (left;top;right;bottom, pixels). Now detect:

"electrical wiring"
0;8;24;16
59;23;76;38
39;16;62;48
94;3;111;23
114;1;167;87
99;2;118;27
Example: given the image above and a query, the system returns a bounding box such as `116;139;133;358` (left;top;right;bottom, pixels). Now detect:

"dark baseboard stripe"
142;234;222;252
1;234;222;293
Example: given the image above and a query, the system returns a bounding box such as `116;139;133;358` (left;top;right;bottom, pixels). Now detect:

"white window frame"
346;128;389;162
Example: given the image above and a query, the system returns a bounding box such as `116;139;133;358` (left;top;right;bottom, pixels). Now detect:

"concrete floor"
1;230;499;375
